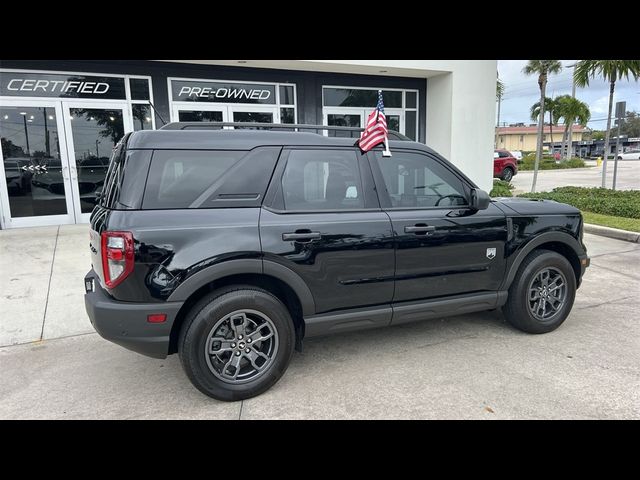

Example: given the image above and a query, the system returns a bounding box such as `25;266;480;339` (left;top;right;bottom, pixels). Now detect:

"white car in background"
510;150;523;163
617;149;640;160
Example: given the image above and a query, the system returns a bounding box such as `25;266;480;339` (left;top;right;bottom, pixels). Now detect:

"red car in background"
494;149;518;182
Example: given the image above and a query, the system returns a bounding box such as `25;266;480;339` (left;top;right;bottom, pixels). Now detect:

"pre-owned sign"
0;73;127;99
171;80;276;104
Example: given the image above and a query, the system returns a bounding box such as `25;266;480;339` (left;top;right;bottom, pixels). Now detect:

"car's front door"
369;148;508;304
260;147;395;315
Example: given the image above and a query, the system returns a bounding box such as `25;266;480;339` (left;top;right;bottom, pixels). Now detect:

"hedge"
490;179;514;197
518;187;640;219
519;154;586;170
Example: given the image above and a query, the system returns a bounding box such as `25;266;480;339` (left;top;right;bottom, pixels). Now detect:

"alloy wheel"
204;309;279;384
527;267;567;321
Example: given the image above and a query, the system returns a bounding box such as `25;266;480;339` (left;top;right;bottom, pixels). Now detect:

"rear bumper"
84;270;183;359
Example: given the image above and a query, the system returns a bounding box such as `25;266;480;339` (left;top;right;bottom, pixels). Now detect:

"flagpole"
380;90;392;156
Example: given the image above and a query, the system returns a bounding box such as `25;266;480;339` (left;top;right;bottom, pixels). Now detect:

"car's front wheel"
178;286;295;401
503;249;576;334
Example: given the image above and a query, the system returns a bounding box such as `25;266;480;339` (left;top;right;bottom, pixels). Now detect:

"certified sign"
171;80;276;104
0;72;126;99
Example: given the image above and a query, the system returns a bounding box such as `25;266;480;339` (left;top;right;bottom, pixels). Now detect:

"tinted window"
132;104;153;130
374;151;468;208
406;91;417;108
279;85;295;105
143;150;244;208
281;150;364;210
129;78;150;100
323;88;402;108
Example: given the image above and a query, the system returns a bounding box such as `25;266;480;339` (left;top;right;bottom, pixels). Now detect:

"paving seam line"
39;226;60;341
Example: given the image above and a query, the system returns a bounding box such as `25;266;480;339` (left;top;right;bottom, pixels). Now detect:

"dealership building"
0;60;497;229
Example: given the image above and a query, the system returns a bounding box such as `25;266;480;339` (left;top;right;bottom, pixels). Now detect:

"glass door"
227;105;277;128
0;99;75;228
323;107;405;138
323;108;363;137
62;101;132;223
172;104;227;126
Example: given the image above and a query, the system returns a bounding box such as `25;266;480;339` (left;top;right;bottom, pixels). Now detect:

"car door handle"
404;225;436;234
282;231;322;242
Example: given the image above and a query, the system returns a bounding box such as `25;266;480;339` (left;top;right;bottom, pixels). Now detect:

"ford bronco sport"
85;122;589;401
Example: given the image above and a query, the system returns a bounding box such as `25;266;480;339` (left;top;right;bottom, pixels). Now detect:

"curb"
584;223;640;243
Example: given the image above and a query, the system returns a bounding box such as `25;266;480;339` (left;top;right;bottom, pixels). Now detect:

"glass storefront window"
68;108;125;213
232;111;274;129
129;78;150;100
279;85;295;105
1;106;67;217
178;111;223;122
406;91;417;109
327;114;360;138
280;108;295;124
405;111;417;141
131;104;154;131
323;88;402;108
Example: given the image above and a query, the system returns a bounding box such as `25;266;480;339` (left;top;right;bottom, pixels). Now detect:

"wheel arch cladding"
502;232;583;290
167;272;309;355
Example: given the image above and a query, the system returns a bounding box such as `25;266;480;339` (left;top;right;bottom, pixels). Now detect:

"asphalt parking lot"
0;227;638;419
511;160;640;193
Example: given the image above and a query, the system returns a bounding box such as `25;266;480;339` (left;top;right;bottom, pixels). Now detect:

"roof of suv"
126;129;431;152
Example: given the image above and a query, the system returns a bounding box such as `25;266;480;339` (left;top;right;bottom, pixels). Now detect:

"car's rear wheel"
178;286;295;401
501;167;514;182
503;249;576;334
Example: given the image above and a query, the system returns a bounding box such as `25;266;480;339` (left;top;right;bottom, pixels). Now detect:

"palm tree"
530;96;560;150
574;60;640;187
523;60;562;192
555;95;591;160
495;73;505;148
496;77;505;101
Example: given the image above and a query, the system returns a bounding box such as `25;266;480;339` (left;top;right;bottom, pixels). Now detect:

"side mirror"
469;188;490;211
95;188;103;201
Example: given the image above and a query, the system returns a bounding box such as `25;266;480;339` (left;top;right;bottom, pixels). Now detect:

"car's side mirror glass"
469;188;490;211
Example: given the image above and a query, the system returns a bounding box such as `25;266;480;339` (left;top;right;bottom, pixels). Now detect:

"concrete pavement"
0;227;638;419
511;160;640;194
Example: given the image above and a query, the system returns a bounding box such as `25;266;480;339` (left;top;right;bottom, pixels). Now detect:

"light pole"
565;62;577;160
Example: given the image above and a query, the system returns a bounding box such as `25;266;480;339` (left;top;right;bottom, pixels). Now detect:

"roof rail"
159;122;411;140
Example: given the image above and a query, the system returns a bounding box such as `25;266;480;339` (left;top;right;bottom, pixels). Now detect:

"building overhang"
153;60;448;78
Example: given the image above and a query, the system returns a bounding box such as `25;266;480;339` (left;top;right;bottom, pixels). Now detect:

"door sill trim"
303;291;507;337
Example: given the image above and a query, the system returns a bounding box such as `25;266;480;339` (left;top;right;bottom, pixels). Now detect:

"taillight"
101;231;134;289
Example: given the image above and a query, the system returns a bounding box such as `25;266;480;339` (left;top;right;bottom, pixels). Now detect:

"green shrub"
490;179;514;197
519;154;586;170
518;187;640;219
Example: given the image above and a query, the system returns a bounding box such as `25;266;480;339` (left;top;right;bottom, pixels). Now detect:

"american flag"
358;90;388;152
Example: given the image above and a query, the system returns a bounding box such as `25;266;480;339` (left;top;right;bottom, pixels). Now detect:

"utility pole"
495;94;501;149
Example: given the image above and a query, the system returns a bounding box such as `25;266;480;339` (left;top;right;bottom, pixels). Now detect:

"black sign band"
0;73;127;99
171;80;276;104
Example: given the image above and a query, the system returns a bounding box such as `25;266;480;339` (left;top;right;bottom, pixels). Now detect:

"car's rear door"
260;147;395;317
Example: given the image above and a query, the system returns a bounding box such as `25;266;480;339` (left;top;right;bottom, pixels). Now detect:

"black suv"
84;122;589;401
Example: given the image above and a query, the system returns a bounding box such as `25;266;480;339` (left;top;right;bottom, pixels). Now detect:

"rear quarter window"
142;147;281;209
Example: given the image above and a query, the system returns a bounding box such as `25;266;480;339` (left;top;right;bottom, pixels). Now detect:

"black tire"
501;167;514;182
503;249;576;334
178;286;295;401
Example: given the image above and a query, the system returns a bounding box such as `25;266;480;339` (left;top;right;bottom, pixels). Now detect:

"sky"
497;60;640;130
